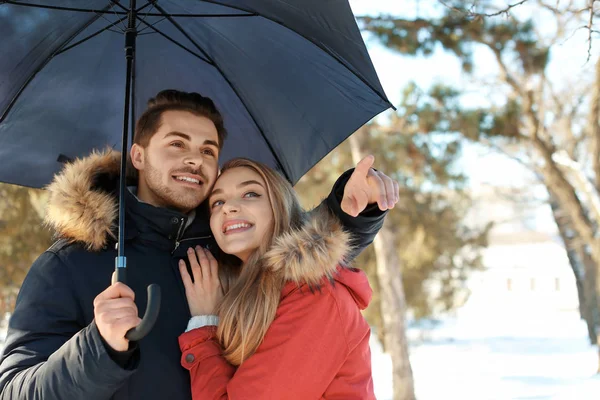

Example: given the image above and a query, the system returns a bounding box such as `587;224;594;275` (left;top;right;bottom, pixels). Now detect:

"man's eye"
170;141;184;148
202;149;215;156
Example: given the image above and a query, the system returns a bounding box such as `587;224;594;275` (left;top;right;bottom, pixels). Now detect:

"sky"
348;0;598;232
349;0;596;183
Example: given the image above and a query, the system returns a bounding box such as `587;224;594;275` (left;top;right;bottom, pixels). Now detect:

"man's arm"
0;251;138;400
324;169;386;261
321;156;399;261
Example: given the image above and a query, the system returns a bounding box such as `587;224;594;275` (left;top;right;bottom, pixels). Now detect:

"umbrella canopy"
0;0;391;188
0;0;392;341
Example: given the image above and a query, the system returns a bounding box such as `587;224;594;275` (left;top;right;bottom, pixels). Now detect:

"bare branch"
438;0;529;18
538;0;588;16
586;0;597;62
481;42;524;95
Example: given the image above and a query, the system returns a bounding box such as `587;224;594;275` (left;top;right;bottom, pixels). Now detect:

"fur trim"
43;148;352;280
45;149;120;251
263;205;351;286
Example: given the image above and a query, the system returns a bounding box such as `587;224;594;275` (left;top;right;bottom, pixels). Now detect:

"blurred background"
2;0;600;399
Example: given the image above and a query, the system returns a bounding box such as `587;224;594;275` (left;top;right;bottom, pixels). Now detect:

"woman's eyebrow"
210;179;264;198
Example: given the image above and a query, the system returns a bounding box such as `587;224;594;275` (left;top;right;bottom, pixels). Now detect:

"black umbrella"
0;0;392;339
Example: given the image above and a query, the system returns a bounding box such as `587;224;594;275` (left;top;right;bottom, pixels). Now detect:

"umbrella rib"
1;0;128;14
54;15;130;57
134;17;213;65
136;0;157;30
106;1;128;31
138;12;256;17
196;0;393;109
137;17;167;34
151;2;290;180
0;5;112;124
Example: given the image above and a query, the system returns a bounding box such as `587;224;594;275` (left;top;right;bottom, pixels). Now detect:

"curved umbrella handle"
125;284;161;341
114;261;161;341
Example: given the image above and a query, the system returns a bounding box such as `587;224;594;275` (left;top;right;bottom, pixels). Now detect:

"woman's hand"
179;246;224;316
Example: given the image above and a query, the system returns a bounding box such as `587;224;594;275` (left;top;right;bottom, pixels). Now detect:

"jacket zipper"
172;218;187;253
172;217;213;254
176;235;213;248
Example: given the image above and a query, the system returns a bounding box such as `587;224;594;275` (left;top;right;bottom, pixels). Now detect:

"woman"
178;158;375;399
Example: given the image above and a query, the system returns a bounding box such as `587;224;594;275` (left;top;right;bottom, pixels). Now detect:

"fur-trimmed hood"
44;149;357;290
263;204;352;286
263;205;370;308
45;149;122;251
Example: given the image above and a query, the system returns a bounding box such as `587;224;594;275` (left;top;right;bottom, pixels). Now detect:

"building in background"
464;185;579;313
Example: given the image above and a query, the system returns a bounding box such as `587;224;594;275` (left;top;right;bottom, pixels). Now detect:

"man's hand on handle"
93;276;141;352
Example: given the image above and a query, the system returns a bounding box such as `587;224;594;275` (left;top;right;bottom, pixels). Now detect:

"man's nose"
184;153;204;167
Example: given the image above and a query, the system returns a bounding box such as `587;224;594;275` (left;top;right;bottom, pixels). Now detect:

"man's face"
131;110;220;213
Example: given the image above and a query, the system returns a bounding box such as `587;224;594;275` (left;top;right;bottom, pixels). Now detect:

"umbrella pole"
115;0;161;342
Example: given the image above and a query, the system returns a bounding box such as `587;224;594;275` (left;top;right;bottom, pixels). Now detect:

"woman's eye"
244;191;260;198
211;200;224;208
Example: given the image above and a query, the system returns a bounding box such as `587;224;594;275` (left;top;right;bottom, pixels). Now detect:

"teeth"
176;176;200;184
225;223;251;232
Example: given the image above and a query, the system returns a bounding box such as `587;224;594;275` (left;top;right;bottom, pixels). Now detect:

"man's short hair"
134;89;227;149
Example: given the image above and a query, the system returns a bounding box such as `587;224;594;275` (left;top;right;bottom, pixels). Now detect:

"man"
0;90;399;399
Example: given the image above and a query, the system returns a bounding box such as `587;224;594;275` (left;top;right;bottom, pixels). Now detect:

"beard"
143;157;209;213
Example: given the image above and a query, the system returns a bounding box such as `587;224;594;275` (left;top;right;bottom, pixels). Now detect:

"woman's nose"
223;202;239;214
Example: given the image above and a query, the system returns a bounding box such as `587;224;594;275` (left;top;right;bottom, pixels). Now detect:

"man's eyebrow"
204;139;219;149
164;133;219;149
164;131;191;141
209;180;264;198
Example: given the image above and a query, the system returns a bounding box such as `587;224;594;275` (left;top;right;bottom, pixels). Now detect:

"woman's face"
209;167;274;263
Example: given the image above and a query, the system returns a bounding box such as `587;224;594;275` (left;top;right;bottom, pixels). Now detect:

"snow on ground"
372;303;599;400
0;303;597;399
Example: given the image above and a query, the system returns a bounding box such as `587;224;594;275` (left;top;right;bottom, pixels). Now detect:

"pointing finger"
353;155;375;178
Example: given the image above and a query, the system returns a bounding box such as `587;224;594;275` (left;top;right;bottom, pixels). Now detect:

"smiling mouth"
173;176;203;186
223;222;254;234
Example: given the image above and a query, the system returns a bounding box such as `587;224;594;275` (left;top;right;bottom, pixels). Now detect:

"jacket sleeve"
179;285;355;399
0;251;139;400
322;168;387;261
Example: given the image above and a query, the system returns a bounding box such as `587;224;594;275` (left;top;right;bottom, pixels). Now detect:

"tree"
0;183;52;321
360;0;600;370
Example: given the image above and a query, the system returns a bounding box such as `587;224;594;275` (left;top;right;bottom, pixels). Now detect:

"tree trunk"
541;166;600;373
541;152;600;372
549;197;598;345
349;134;416;400
589;55;600;192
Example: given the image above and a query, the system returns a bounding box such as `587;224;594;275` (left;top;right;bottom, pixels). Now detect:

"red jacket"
179;208;375;399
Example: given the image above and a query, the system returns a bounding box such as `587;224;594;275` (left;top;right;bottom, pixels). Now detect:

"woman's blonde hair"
213;158;305;365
